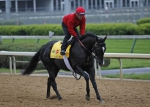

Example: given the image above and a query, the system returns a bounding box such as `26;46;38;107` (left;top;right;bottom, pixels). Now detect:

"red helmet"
76;7;85;15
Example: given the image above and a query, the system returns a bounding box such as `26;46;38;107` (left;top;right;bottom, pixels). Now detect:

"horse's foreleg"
85;80;90;101
90;69;105;103
75;66;90;100
76;66;89;80
46;77;51;98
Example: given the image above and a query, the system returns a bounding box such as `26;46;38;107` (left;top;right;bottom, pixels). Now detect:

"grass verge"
104;73;150;80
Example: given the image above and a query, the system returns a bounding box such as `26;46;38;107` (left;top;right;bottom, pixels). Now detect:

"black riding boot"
60;37;68;55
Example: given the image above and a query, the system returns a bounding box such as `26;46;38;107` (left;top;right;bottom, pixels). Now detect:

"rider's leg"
61;22;71;55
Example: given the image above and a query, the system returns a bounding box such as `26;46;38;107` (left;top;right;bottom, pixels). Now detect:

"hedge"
138;23;150;35
0;22;149;35
86;23;143;35
0;24;63;35
136;17;150;25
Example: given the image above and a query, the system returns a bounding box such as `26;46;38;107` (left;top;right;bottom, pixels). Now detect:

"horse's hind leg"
46;77;51;98
50;75;62;100
85;80;90;101
44;63;62;100
46;74;62;100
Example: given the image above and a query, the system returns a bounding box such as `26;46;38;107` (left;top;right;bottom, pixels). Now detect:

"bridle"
92;42;106;65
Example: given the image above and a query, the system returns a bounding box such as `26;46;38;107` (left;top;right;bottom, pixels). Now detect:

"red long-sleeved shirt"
62;13;86;37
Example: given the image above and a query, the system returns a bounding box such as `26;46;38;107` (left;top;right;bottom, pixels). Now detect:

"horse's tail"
22;48;41;75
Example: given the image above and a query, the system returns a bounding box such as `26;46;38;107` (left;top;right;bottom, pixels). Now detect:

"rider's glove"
75;35;80;39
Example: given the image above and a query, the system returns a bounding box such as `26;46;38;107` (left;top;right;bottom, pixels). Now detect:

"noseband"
92;42;106;64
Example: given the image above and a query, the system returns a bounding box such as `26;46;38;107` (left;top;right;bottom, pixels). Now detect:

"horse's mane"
80;32;97;40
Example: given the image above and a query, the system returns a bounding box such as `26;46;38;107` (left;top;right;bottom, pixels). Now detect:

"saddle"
50;41;71;59
50;37;77;59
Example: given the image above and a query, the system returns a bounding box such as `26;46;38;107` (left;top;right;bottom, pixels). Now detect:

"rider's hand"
75;35;80;39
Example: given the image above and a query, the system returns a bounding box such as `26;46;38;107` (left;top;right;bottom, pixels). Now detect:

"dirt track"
0;75;150;107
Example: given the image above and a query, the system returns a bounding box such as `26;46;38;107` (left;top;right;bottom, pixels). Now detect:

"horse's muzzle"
99;62;103;66
99;60;105;66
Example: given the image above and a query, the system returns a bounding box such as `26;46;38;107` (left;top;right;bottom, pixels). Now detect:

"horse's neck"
81;38;96;50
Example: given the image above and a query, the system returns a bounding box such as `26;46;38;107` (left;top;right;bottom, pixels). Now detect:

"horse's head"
93;36;107;66
79;32;107;66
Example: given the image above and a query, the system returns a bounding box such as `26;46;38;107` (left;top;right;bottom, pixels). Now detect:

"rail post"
9;57;13;75
118;58;123;80
130;38;137;53
49;31;54;41
13;56;16;75
0;36;2;44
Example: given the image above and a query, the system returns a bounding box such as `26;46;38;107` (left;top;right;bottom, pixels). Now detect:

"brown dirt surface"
0;75;150;107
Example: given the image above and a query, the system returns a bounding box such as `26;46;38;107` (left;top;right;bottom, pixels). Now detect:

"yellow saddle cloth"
50;41;71;59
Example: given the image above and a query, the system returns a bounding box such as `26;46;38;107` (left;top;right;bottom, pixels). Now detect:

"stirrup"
60;50;66;55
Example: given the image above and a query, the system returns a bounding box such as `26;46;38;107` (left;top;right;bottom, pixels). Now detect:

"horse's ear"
104;35;107;41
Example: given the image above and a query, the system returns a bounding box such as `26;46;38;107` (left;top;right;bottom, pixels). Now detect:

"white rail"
0;51;150;80
1;35;150;39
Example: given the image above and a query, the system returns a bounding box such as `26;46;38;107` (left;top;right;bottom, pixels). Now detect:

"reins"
77;39;98;60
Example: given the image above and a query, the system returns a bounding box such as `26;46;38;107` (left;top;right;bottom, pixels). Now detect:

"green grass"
102;59;150;70
105;39;150;53
2;38;150;53
0;68;22;73
104;73;150;80
102;39;150;69
0;68;11;73
0;68;47;74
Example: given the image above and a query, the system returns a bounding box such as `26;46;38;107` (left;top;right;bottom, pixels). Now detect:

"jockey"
60;6;86;55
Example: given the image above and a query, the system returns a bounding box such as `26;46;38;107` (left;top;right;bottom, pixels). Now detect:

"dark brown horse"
22;32;107;103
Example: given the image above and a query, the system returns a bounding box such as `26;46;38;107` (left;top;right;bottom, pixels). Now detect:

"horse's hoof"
100;100;105;104
46;95;50;98
85;95;90;101
58;97;62;100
